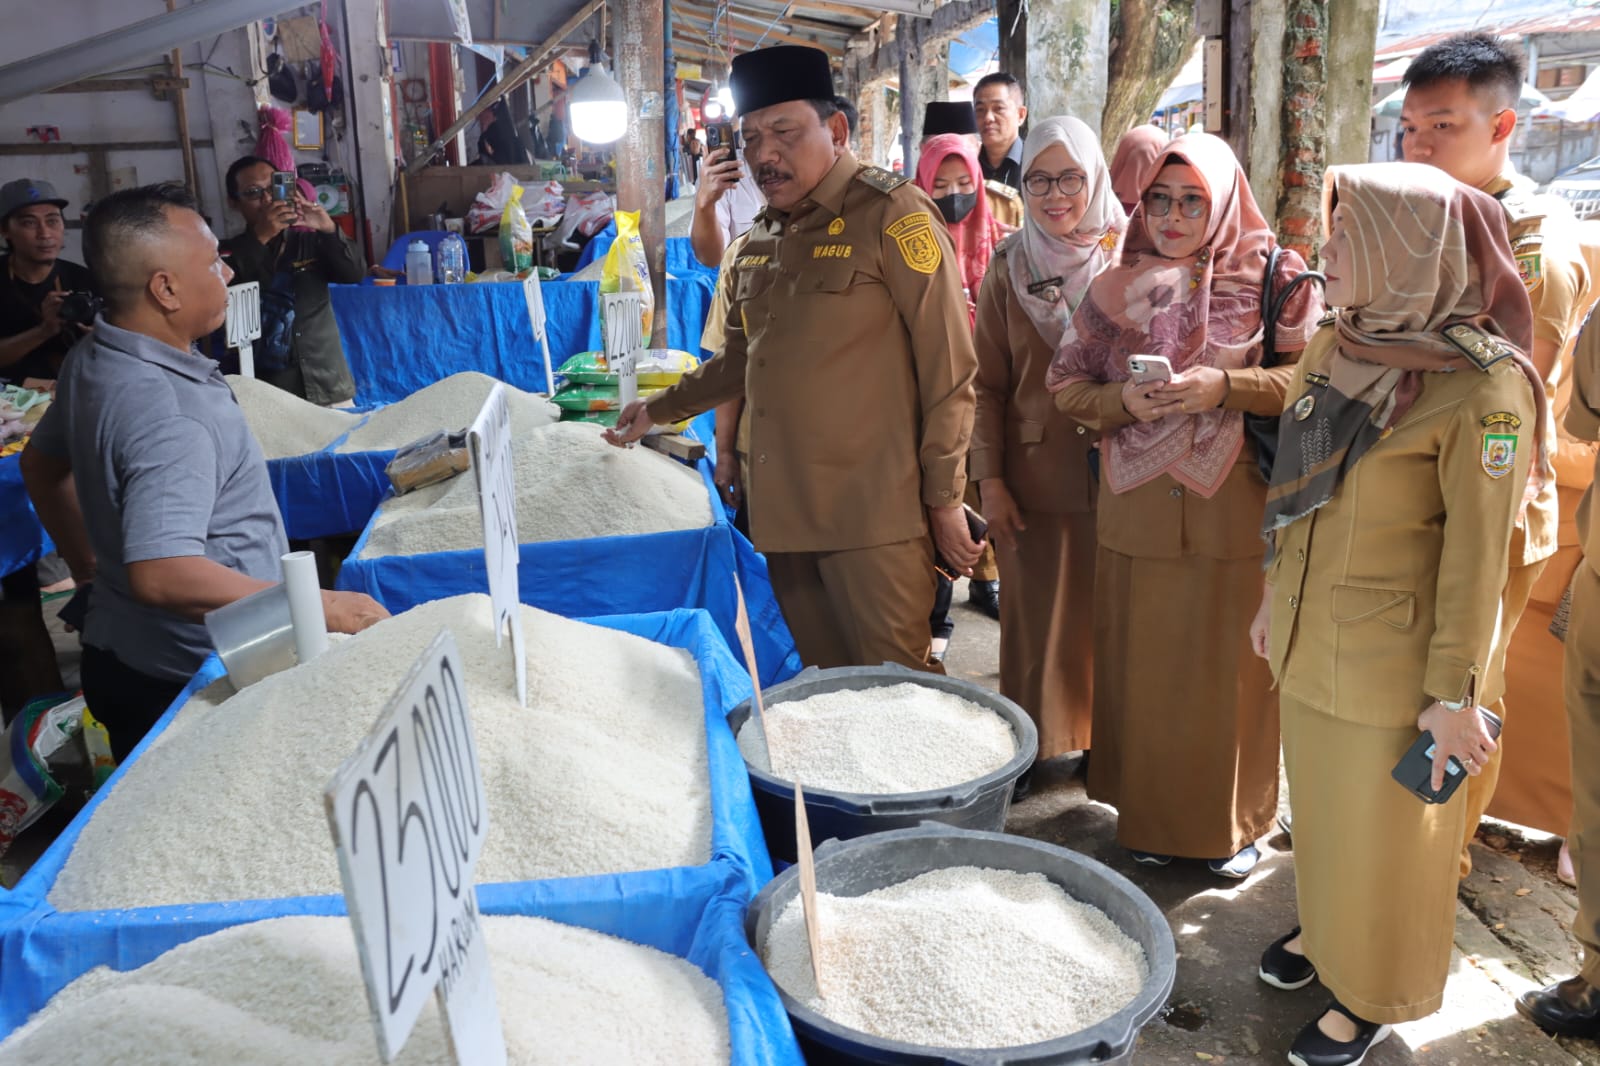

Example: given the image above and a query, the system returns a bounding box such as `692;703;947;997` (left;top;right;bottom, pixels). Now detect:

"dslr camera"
58;291;103;327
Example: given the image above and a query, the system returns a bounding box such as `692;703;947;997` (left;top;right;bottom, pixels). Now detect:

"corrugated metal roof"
1376;12;1600;60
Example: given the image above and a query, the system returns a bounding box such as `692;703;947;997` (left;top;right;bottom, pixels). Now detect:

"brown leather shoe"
1516;976;1600;1038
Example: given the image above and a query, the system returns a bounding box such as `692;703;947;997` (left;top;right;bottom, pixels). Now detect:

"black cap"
730;45;835;116
922;101;978;137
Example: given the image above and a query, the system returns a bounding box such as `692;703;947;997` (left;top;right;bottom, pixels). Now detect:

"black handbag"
1246;245;1325;480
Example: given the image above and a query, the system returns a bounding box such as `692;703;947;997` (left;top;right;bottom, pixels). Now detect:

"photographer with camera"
218;156;363;407
0;179;96;388
689;121;764;270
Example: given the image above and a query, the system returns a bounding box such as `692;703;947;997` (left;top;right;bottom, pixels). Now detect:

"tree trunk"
1102;0;1197;152
997;0;1026;91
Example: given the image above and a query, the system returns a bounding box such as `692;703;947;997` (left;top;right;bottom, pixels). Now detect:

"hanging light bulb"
570;43;629;144
716;85;735;114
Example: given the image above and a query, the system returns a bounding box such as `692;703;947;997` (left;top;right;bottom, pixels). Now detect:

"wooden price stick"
794;782;827;997
731;574;770;763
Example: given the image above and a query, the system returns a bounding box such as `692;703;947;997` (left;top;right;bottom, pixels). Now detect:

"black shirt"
0;255;94;383
218;228;364;405
980;138;1025;194
478;117;529;166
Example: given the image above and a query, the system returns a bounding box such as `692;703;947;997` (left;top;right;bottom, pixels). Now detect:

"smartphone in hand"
1127;354;1174;386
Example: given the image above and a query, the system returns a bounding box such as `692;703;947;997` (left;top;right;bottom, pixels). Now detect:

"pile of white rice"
0;915;730;1065
337;372;559;453
763;866;1147;1049
358;422;712;559
227;375;358;459
737;683;1016;793
49;595;712;910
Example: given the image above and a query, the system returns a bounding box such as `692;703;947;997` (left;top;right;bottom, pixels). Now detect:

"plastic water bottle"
405;240;433;285
438;233;467;284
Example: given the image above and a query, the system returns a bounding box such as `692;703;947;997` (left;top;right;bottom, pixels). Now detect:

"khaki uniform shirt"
1483;168;1589;567
1268;327;1538;726
985;181;1024;232
970;241;1096;514
1567;317;1600;572
649;152;978;553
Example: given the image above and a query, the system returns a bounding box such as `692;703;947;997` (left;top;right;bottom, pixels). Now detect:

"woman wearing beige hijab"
1046;133;1322;877
972;117;1125;769
1251;163;1543;1066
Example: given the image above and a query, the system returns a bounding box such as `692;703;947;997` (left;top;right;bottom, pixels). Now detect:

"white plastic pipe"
282;550;329;665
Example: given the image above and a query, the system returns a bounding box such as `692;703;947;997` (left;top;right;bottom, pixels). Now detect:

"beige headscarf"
1007;116;1126;348
1263;162;1548;533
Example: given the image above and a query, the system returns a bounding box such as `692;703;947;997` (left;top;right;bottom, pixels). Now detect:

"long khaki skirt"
1086;547;1278;858
1488;544;1580;836
1282;695;1464;1024
994;509;1095;759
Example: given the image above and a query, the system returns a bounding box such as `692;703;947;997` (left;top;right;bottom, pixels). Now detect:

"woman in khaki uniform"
1251;163;1543;1066
1045;133;1322;875
972;116;1125;761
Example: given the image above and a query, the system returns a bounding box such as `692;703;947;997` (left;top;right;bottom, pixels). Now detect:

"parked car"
1547;155;1600;219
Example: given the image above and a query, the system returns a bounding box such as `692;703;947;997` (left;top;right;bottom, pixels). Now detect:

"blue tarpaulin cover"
0;609;800;1064
329;274;715;407
0;455;51;579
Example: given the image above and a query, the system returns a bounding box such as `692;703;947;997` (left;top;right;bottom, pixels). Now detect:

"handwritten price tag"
602;291;643;409
469;385;526;707
325;630;506;1064
224;281;261;378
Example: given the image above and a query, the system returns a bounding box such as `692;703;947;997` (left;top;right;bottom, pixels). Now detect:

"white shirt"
714;169;766;244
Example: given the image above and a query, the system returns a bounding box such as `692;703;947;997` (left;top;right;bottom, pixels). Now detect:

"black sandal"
1287;1000;1391;1066
1259;926;1316;990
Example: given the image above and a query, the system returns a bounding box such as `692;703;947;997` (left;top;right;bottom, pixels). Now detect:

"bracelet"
1438;698;1469;712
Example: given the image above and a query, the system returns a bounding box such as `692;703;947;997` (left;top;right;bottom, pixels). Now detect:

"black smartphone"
57;583;91;631
1391;706;1503;804
933;504;989;581
706;121;736;155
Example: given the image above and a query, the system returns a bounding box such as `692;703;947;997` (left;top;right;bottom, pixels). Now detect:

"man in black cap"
608;44;982;673
0;178;95;387
919;99;1022;231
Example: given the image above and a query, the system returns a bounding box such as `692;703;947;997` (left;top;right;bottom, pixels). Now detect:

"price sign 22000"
325;629;507;1065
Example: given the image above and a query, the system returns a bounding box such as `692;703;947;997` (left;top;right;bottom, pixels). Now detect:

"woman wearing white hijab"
972;117;1126;769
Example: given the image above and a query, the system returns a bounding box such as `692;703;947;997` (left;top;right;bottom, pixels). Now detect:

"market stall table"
329;273;717;406
0;454;51;579
0;609;800;1065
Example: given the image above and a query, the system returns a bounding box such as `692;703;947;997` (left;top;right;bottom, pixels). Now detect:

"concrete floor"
942;577;1599;1065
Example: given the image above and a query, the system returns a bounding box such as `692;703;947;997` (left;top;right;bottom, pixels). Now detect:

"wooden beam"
792;0;881;18
842;0;994;86
47;76;189;94
0;139;215;156
674;6;847;52
410;0;604;167
722;1;862;35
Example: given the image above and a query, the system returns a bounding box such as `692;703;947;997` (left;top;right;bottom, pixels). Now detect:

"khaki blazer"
650;152;977;553
969;241;1096;515
1268;327;1539;727
1568;317;1600;567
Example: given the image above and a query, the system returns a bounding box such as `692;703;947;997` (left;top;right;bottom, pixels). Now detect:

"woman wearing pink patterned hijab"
1045;132;1324;878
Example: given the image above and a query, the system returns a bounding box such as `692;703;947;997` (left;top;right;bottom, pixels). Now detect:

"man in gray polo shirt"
22;184;386;759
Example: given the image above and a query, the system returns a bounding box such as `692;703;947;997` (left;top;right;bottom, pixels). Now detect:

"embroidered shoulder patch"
1482;411;1523;429
855;166;907;194
1442;323;1513;371
1483;432;1518;479
984;179;1020;202
885;212;942;275
1517;251;1544;290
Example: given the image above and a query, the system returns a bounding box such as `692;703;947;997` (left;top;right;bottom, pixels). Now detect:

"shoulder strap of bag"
1260;242;1326;370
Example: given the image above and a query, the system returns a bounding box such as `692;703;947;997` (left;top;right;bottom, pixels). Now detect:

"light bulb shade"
716;86;735;112
570;66;630;144
702;98;724;120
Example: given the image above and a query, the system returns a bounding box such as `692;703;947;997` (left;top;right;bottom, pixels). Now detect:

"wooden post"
164;0;200;210
616;0;669;348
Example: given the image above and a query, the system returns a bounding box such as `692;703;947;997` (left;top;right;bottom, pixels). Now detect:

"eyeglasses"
1144;190;1209;219
237;186;272;202
1023;171;1087;198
